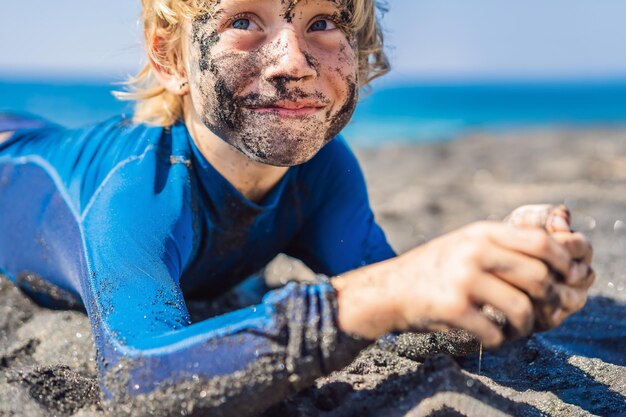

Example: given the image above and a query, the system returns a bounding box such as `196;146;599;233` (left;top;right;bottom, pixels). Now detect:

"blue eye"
309;19;336;32
232;18;251;30
310;20;327;31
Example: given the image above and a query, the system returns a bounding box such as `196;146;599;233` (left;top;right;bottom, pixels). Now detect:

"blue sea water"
2;78;626;146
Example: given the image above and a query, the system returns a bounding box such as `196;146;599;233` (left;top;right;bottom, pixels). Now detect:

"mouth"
246;100;326;118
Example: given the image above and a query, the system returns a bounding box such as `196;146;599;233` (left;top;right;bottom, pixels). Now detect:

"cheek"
211;52;264;94
190;47;264;131
319;44;359;141
188;23;262;103
324;45;358;106
317;42;358;98
337;43;359;83
324;80;357;142
188;68;217;127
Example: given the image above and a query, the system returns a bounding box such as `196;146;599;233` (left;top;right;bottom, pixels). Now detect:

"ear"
148;33;190;96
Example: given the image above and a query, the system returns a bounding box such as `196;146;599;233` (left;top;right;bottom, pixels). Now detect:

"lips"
247;100;326;118
271;100;325;110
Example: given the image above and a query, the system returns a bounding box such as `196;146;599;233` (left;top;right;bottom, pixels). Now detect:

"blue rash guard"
0;114;395;414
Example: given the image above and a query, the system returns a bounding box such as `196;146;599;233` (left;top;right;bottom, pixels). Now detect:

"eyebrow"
202;0;343;24
213;0;343;13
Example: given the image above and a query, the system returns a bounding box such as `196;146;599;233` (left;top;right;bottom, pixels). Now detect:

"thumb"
546;205;572;233
506;204;571;233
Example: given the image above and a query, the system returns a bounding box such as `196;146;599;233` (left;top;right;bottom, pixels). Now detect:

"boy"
0;0;593;415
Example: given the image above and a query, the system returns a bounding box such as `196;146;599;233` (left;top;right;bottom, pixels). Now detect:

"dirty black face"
186;0;358;166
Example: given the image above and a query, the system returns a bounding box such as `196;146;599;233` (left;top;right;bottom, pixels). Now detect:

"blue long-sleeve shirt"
0;114;395;415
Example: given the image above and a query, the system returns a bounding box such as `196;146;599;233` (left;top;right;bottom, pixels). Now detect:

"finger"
531;275;564;331
555;282;588;314
545;205;571;233
535;305;570;331
470;273;535;340
565;261;586;287
480;245;555;300
452;306;504;348
534;270;593;331
535;283;589;331
550;232;593;262
506;204;571;233
506;204;553;228
567;264;595;290
550;308;568;328
533;298;559;331
484;223;572;278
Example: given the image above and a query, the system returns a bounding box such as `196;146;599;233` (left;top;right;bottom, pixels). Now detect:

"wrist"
331;259;401;340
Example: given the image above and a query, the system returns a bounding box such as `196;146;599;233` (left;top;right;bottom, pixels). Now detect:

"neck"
183;101;288;203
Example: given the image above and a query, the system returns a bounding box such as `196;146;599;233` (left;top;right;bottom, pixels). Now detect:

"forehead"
203;0;348;12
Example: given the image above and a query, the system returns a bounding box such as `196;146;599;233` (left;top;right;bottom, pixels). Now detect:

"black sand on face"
188;2;359;167
1;128;626;416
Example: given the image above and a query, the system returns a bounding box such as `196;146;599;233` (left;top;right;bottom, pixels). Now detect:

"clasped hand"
334;205;594;346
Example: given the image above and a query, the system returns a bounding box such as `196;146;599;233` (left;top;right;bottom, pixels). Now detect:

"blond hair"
116;0;390;127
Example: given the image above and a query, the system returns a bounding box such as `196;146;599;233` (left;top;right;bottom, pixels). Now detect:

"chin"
235;134;329;167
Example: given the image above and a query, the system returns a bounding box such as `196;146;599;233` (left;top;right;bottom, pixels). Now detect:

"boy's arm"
77;149;369;415
0;133;368;416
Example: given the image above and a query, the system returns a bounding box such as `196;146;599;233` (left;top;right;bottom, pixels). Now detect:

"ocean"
2;78;626;146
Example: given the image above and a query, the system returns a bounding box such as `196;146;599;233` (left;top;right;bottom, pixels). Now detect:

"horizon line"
2;70;626;87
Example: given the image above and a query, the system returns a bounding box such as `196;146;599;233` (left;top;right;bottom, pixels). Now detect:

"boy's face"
184;0;358;166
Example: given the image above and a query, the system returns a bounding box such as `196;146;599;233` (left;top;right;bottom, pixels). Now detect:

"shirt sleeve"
285;138;396;276
77;144;370;415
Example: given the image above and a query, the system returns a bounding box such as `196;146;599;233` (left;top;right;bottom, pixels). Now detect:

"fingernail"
568;263;579;283
552;216;571;232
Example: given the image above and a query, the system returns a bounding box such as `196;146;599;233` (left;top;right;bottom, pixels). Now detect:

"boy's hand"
504;204;594;331
333;221;590;346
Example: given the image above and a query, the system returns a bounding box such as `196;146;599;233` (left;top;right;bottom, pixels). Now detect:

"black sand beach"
1;127;625;416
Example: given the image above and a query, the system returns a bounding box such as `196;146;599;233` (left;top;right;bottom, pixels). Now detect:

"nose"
263;27;317;85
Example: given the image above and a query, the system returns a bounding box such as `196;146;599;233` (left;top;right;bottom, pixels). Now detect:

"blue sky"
2;0;626;81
